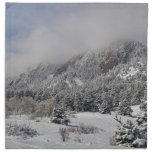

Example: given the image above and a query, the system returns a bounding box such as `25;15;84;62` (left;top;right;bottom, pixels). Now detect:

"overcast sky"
5;3;148;77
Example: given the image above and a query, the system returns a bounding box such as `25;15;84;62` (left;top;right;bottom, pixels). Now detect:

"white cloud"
6;3;148;77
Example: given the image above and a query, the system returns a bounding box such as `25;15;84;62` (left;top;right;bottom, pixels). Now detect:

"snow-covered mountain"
6;41;147;111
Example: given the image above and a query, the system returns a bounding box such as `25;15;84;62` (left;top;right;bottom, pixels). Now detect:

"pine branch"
114;113;123;125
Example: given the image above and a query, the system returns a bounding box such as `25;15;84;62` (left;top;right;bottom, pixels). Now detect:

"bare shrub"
5;103;12;118
59;128;69;142
74;137;82;143
6;97;21;116
34;98;55;118
28;114;36;120
6;97;36;116
66;111;77;118
59;124;98;142
67;124;98;135
28;115;40;122
19;97;36;115
6;123;39;139
69;114;77;118
78;123;98;134
35;119;41;122
67;127;76;133
109;136;116;146
6;97;55;118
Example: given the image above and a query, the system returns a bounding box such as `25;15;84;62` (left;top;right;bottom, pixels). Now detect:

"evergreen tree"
131;91;141;105
132;101;147;148
136;101;147;140
112;101;147;148
118;99;133;116
139;100;147;112
136;112;147;137
83;93;94;111
63;94;73;111
51;107;70;125
99;100;111;114
111;119;139;147
113;95;119;107
132;111;147;148
95;93;102;106
98;92;113;114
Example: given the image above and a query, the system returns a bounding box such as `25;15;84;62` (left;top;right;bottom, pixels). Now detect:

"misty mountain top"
6;40;146;77
6;3;147;77
6;40;146;96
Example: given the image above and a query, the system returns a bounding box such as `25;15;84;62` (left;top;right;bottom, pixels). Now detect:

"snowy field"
5;106;140;149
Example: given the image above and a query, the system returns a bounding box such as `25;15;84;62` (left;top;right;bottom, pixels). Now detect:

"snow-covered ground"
5;106;140;149
65;80;72;88
75;77;83;86
118;67;139;80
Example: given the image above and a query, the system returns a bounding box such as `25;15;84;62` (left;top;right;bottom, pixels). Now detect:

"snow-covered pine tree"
111;118;140;147
109;86;119;107
132;101;147;147
63;94;73;111
131;91;141;105
99;100;111;114
98;92;113;114
139;100;147;112
95;92;102;104
132;111;147;148
113;95;119;107
131;82;145;105
111;101;147;148
94;93;103;111
51;107;70;125
83;93;94;111
118;98;133;116
90;90;99;111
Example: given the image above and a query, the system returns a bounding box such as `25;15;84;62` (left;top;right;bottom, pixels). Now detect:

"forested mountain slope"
6;41;147;112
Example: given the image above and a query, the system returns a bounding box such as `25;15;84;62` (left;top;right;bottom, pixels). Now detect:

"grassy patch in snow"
59;123;99;142
6;123;39;139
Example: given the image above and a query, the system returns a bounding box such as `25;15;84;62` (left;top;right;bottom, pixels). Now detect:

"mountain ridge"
6;40;147;111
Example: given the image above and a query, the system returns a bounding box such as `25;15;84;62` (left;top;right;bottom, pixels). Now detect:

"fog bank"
5;3;148;77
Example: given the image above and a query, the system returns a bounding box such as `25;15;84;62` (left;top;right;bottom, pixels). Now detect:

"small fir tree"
99;100;111;114
139;100;147;112
118;99;133;116
73;93;83;112
111;101;147;148
111;118;139;147
51;107;70;125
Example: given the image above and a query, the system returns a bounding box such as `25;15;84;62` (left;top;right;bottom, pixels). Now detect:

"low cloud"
5;3;148;77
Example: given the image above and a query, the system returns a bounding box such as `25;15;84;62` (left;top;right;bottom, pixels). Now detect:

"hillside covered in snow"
5;1;148;149
5;40;147;149
6;41;147;111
